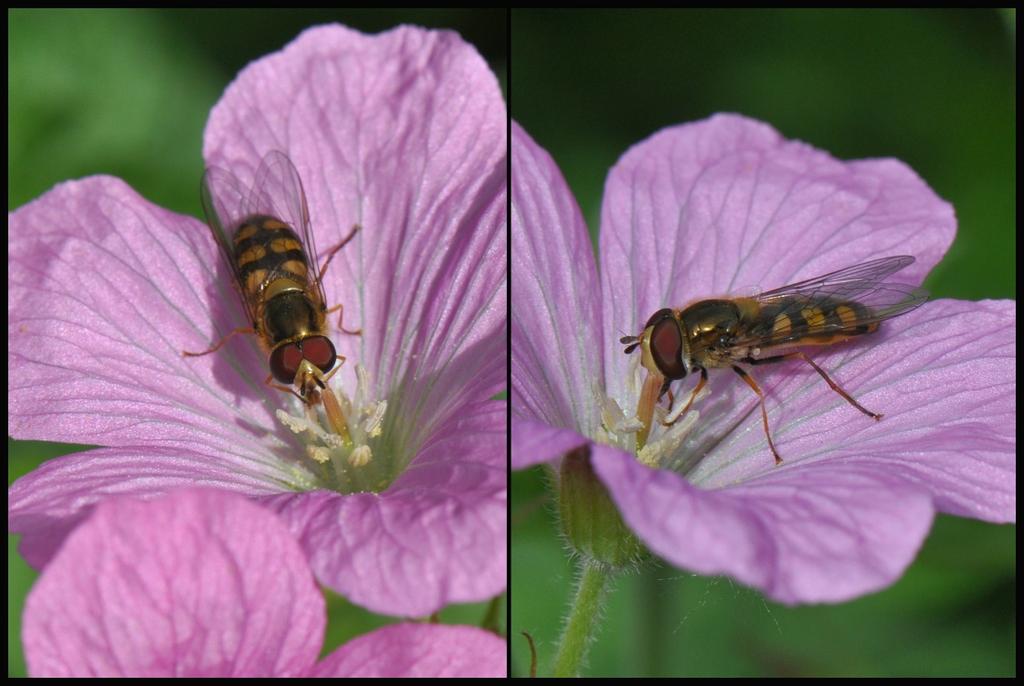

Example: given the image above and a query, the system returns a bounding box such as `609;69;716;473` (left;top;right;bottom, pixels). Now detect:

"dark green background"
8;9;506;678
510;8;1014;677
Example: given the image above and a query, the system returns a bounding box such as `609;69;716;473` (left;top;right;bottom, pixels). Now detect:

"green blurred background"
8;9;506;677
511;8;1014;677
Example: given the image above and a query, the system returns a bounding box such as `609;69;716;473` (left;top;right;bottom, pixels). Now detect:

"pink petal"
669;300;1015;502
8;177;331;567
512;121;605;435
266;401;506;616
22;489;324;677
590;443;936;605
600;113;956;405
203;25;507;449
315;623;506;677
510;113;1013;607
10;26;509;621
586;298;1014;603
9;446;283;569
8;177;279;445
511;416;589;469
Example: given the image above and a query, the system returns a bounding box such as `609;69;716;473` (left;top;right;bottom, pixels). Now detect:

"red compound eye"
301;336;336;373
269;343;304;384
649;316;686;379
269;337;337;385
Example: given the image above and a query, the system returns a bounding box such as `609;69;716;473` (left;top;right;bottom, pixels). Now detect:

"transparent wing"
244;151;327;308
731;255;928;349
199;163;257;324
758;255;917;300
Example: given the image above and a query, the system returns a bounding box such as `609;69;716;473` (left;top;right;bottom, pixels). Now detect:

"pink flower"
23;489;505;677
512;113;1014;603
10;25;506;618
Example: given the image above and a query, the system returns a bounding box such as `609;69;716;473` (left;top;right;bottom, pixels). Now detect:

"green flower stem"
551;560;614;677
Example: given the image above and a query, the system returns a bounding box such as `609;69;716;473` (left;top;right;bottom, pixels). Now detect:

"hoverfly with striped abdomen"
184;150;358;441
620;256;928;465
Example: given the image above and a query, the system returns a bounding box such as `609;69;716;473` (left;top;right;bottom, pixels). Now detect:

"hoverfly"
185;150;358;440
620;256;928;464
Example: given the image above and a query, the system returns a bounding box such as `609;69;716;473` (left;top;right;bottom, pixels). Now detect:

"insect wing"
200;164;258;324
733;255;928;348
757;255;917;299
244;151;328;308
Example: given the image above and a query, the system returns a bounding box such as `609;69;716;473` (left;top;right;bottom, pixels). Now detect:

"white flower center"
595;355;707;471
277;363;389;493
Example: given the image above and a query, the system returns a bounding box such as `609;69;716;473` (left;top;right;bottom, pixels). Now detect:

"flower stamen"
276;363;388;491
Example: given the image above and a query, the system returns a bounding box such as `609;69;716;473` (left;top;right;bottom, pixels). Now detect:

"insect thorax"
677;299;745;361
261;288;324;346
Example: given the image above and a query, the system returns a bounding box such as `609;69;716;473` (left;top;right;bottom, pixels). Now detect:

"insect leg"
731;365;783;465
182;326;257;357
661;367;707;427
318;224;361;335
325;302;361;336
264;374;306;402
745;351;881;420
317;223;361;281
321;354;347;383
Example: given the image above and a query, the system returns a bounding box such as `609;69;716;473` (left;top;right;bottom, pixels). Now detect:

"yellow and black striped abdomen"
232;215;312;301
755;296;878;346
